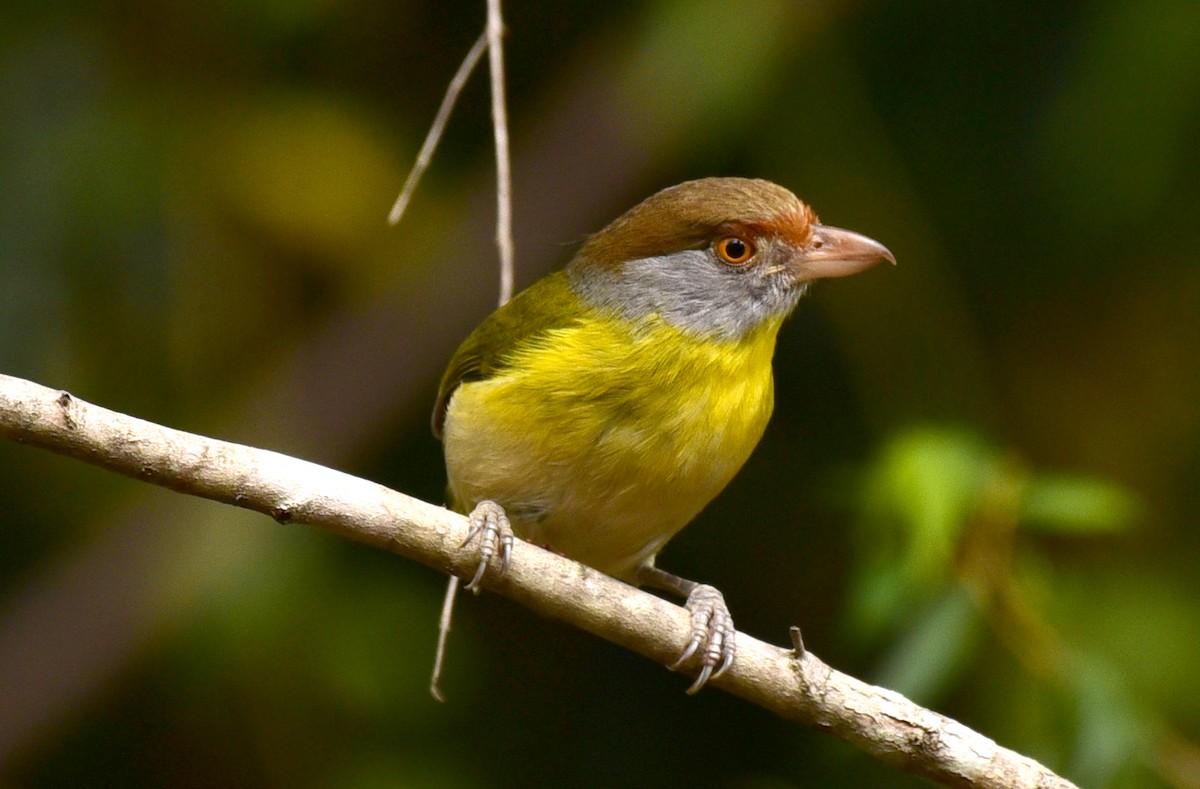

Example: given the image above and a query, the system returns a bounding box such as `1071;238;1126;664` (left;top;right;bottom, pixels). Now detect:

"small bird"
433;177;893;693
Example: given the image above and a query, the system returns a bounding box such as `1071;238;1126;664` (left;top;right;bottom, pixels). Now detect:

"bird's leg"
461;499;514;591
637;565;737;694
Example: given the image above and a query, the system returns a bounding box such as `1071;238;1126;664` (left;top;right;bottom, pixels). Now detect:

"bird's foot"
672;584;736;694
461;500;514;592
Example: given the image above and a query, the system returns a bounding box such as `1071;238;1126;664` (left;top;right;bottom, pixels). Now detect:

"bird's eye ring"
715;236;755;265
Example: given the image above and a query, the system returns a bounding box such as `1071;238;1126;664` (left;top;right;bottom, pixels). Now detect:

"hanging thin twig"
429;573;459;701
388;32;489;226
389;2;514;303
421;0;515;701
486;0;514;306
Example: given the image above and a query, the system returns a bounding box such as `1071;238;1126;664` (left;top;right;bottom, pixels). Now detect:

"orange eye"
715;236;755;265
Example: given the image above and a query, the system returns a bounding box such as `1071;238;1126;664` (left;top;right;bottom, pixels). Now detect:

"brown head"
568;177;894;339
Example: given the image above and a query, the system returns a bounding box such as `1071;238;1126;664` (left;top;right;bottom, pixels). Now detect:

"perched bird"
432;177;892;693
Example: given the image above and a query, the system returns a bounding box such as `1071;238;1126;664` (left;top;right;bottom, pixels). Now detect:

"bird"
432;177;893;694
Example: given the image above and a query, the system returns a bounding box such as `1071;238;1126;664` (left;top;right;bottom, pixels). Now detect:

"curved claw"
687;662;714;695
466;553;489;590
461;500;513;592
673;637;701;670
712;642;735;680
672;584;737;694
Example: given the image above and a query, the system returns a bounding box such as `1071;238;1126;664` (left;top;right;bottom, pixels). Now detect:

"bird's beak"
795;224;896;280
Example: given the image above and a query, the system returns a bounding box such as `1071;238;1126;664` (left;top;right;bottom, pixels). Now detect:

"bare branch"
429;2;516;701
0;372;1078;789
388;32;489;226
388;0;513;301
486;0;514;306
430;571;459;702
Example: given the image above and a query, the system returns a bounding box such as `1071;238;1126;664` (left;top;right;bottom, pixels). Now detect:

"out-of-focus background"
2;1;1198;787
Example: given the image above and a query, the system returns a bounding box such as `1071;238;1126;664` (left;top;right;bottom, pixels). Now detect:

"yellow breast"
441;312;781;581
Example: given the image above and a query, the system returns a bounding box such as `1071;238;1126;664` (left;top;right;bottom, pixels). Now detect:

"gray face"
567;238;808;341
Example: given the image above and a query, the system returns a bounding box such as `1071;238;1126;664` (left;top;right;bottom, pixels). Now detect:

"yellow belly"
441;314;780;581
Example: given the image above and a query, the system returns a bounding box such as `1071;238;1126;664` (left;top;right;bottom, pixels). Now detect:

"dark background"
2;1;1199;787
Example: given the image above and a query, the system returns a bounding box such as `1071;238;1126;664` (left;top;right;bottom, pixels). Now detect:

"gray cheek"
571;250;803;339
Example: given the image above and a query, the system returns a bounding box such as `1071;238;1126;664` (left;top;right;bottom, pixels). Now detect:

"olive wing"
431;271;579;439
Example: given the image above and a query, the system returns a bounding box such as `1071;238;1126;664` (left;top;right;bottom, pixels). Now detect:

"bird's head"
567;177;894;340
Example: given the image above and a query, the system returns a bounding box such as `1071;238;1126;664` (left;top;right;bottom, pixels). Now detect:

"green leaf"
872;586;983;703
1021;474;1140;534
1068;658;1157;787
875;427;991;583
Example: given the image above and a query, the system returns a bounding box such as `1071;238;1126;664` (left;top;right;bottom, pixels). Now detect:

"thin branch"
486;0;514;306
0;372;1078;789
388;0;513;299
388;32;489;226
429;570;459;702
429;1;515;700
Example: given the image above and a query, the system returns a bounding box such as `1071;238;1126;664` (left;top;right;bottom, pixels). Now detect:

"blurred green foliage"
2;1;1199;788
